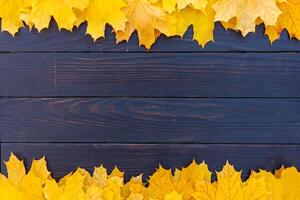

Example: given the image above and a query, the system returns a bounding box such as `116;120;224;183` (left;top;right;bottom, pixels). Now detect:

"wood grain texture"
1;18;299;177
1;53;300;97
1;98;300;143
1;143;299;180
1;21;300;52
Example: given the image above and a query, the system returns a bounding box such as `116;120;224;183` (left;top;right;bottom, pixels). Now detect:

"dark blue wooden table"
1;21;300;180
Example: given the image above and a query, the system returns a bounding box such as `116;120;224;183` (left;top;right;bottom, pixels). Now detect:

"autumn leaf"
0;175;28;200
171;1;215;46
216;162;243;200
2;154;300;200
174;160;212;200
116;0;175;48
28;156;52;184
43;179;64;200
250;170;282;200
265;0;300;42
192;180;216;200
122;175;145;199
5;153;26;189
76;168;93;192
83;0;127;40
276;167;300;200
243;176;270;200
109;166;125;178
63;170;86;198
213;0;282;36
146;165;175;200
0;0;30;35
21;172;44;200
92;165;108;187
27;0;89;31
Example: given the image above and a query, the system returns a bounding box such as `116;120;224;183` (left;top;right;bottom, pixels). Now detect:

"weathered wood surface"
1;143;298;180
1;53;300;97
1;98;300;143
0;21;299;176
1;22;300;52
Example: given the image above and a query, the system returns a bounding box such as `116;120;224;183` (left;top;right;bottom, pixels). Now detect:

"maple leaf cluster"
0;0;300;48
1;153;300;200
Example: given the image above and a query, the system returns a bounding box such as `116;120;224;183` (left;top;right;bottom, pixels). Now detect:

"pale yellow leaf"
213;0;281;36
216;162;243;200
116;0;173;48
93;165;108;187
27;0;89;31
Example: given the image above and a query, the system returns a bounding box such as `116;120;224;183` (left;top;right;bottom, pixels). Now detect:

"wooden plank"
1;21;300;52
1;98;300;143
1;143;299;180
1;53;300;97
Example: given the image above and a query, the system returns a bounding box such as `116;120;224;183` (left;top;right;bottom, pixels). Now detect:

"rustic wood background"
1;21;300;180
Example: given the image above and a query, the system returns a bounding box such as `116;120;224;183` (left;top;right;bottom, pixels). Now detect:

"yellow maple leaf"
28;156;52;185
243;176;270;200
116;0;175;48
76;168;93;192
183;160;211;182
216;162;243;200
192;180;216;200
0;175;29;200
276;167;300;200
5;153;300;200
0;0;30;35
22;172;44;200
44;170;86;200
174;160;212;200
43;179;64;200
102;176;124;200
27;0;89;31
92;165;108;187
265;25;281;43
165;0;215;46
5;153;26;189
213;0;282;36
250;170;281;200
83;0;127;40
85;185;104;200
122;175;145;199
109;166;125;178
63;170;86;199
147;165;175;200
58;172;73;187
265;0;300;42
